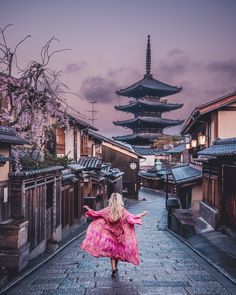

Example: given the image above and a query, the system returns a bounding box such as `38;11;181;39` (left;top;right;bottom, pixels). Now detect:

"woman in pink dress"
81;193;148;278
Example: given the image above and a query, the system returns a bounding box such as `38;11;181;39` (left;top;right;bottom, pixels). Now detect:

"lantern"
155;159;162;171
198;135;206;145
185;143;191;150
191;139;197;148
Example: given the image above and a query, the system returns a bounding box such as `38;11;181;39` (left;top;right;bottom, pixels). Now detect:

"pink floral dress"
80;207;142;265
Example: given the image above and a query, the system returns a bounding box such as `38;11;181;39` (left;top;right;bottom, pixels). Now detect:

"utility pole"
87;101;98;127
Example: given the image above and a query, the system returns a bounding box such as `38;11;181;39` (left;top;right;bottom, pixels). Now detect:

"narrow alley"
4;189;236;295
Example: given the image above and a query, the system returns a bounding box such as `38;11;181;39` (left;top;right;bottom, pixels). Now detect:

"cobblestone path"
5;189;236;295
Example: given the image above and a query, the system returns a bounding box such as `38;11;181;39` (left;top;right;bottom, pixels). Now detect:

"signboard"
3;187;8;203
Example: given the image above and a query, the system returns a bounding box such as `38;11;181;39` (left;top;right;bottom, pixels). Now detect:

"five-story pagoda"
113;35;184;146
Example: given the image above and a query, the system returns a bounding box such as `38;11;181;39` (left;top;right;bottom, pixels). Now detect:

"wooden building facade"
180;91;236;233
181;91;236;157
9;167;63;259
171;165;202;210
55;115;98;161
165;144;188;167
88;130;141;199
0;127;29;279
198;138;236;231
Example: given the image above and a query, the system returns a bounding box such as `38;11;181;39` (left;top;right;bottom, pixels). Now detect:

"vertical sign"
4;187;8;203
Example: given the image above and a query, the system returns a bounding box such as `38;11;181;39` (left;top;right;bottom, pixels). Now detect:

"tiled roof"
9;166;64;177
138;170;161;179
113;132;161;145
62;169;78;182
171;165;202;184
0;126;28;145
116;74;181;98
198;137;236;157
101;164;124;179
139;166;168;177
115;100;183;114
88;130;143;158
132;146;166;155
67;163;85;171
114;116;184;128
77;156;102;170
67;113;98;131
165;143;186;154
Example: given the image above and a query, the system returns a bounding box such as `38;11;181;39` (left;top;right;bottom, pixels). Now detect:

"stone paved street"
4;189;236;295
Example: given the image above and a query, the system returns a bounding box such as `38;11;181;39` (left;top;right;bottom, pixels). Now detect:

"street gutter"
167;228;236;286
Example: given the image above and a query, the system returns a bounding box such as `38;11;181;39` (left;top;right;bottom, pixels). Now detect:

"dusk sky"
1;0;236;137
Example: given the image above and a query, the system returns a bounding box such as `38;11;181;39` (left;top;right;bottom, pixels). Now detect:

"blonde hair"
108;193;124;222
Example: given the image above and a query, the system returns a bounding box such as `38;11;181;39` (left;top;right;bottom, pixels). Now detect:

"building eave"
197;138;236;157
113;133;161;145
114;117;184;129
170;164;202;185
0;126;29;145
181;91;236;135
115;101;183;113
88;130;143;158
67;114;98;131
116;75;182;98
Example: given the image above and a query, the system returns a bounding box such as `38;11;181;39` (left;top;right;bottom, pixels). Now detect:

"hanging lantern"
198;135;206;145
185;143;191;150
191;139;197;148
155;159;162;171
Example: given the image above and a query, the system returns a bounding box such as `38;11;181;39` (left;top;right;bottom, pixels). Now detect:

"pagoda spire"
146;35;151;76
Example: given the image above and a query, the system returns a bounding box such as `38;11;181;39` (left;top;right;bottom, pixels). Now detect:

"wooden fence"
9;168;62;258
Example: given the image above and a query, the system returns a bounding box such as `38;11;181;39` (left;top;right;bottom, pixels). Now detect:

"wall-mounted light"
191;139;197;148
198;135;206;145
155;159;162;171
185;143;191;150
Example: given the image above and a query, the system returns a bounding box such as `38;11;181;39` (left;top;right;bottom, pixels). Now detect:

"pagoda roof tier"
114;116;184;129
115;100;183;113
113;133;161;145
116;74;182;98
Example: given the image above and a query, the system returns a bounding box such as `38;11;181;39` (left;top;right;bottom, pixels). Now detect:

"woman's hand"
83;205;90;211
141;210;149;217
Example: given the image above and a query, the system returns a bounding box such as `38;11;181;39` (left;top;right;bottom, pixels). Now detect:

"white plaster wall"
77;131;81;161
65;128;74;159
191;184;203;210
210;113;215;144
218;110;236;139
140;155;155;168
0;146;9;181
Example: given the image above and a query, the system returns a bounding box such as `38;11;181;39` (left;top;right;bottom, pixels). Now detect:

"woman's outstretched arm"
139;210;149;217
125;209;149;225
83;205;106;219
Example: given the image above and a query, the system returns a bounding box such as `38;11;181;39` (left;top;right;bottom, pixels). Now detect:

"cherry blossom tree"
0;25;78;168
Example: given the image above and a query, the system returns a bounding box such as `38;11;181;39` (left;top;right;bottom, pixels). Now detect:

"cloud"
207;60;236;75
206;60;236;85
80;76;118;104
65;61;87;73
158;63;186;81
80;67;142;104
107;67;141;84
162;56;236;127
79;58;236;136
168;48;186;56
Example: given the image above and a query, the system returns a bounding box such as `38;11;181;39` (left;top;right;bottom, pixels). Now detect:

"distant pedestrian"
81;193;148;278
